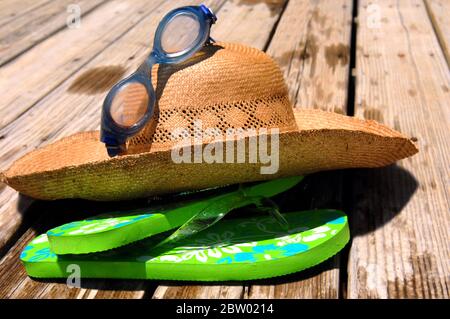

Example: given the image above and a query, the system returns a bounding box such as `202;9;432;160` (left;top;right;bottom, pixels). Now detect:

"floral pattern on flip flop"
146;213;346;264
47;213;155;237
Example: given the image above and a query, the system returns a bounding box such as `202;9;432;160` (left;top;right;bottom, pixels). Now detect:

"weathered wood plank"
246;261;340;298
246;0;353;299
0;188;33;256
0;0;107;66
0;0;166;130
152;285;243;299
211;0;287;50
349;0;449;298
267;0;353;113
0;0;50;26
424;0;450;66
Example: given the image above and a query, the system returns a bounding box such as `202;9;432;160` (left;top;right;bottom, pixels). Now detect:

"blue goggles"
100;4;217;156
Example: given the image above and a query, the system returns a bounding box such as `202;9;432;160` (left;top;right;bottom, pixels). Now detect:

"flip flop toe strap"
155;187;290;248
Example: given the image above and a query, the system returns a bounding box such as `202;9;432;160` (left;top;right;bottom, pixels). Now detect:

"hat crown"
128;42;297;151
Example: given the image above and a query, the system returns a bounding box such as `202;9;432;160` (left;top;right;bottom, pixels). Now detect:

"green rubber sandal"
21;209;349;281
47;176;304;255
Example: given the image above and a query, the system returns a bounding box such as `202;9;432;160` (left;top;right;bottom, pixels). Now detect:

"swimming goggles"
100;4;217;156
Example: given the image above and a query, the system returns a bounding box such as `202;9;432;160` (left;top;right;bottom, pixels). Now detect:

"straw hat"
1;42;417;201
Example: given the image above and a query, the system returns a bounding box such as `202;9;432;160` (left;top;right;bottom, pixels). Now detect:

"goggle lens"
110;82;149;128
101;5;216;153
160;13;201;54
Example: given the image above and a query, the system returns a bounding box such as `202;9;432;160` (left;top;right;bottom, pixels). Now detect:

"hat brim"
2;109;418;201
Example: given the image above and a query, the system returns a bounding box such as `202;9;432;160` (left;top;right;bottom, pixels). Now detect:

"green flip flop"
21;209;349;281
47;176;304;255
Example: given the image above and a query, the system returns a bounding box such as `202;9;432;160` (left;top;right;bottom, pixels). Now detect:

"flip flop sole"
21;209;349;281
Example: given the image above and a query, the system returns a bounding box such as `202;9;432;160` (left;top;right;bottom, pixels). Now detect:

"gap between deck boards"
338;0;359;299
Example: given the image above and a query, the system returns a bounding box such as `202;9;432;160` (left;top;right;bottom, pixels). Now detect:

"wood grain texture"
245;0;354;299
152;285;244;299
424;0;450;66
246;263;340;298
0;0;165;130
0;0;106;66
267;0;353;112
211;0;287;50
0;0;50;26
349;0;449;298
0;188;33;256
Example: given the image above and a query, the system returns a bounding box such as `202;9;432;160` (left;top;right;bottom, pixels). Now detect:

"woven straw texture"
1;42;418;201
128;42;297;153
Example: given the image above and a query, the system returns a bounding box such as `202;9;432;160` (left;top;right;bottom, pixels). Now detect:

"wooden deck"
0;0;448;299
